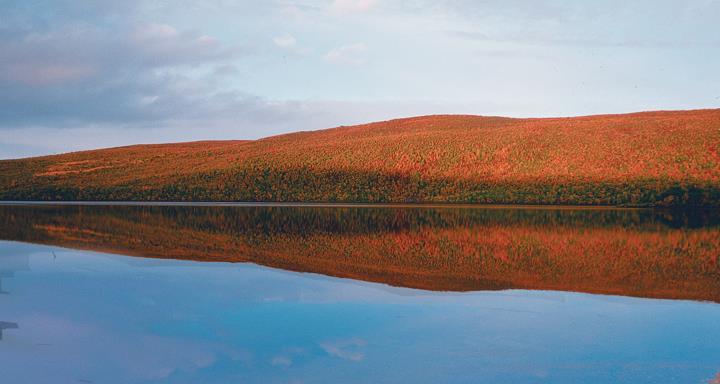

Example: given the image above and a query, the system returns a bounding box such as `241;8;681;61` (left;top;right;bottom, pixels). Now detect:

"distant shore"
0;201;653;210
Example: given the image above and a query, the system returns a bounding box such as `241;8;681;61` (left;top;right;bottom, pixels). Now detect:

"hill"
1;109;719;205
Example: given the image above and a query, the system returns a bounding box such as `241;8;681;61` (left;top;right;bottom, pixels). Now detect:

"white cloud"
273;33;297;47
0;14;239;131
330;0;377;14
323;43;368;65
131;23;180;40
278;2;323;20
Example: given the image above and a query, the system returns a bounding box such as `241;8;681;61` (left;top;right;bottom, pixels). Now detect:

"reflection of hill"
1;205;718;302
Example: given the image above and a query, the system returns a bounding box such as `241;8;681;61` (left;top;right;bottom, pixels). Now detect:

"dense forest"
1;109;719;205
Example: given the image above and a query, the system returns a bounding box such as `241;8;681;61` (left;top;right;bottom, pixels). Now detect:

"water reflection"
0;204;718;301
0;321;18;340
0;251;30;294
0;242;718;384
0;248;29;342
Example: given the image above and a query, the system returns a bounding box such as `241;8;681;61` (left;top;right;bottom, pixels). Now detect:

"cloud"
212;64;240;77
273;33;312;55
273;34;297;47
448;29;720;49
330;0;378;14
439;0;720;48
277;2;323;20
0;2;241;130
1;63;98;87
2;0;719;159
323;43;368;65
132;23;180;40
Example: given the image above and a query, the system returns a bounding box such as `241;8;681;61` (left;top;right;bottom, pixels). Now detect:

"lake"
0;203;719;383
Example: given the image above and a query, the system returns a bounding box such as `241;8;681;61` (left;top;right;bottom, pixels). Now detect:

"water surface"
0;204;719;383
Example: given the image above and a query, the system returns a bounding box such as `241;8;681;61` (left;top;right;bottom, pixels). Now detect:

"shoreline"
0;200;657;210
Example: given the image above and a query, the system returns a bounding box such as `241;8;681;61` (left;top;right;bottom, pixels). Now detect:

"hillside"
1;109;720;205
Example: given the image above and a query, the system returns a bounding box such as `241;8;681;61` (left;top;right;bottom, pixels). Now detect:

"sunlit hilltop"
2;109;718;205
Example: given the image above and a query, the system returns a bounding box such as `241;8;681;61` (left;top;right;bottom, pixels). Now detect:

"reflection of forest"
1;205;719;302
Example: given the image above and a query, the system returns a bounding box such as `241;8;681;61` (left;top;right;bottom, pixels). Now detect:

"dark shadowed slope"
1;109;719;205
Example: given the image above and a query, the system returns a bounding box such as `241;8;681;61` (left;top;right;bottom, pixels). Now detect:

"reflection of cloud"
224;347;254;364
192;352;216;368
320;338;367;361
271;346;307;367
145;366;175;380
122;335;219;380
271;355;292;367
18;314;96;344
13;314;221;381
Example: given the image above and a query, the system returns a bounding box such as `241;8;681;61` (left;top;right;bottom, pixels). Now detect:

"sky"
1;0;719;159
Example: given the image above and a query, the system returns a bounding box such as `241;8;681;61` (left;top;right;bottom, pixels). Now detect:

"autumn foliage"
1;109;719;205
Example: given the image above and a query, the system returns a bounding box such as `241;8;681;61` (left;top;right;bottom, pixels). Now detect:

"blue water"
1;240;718;384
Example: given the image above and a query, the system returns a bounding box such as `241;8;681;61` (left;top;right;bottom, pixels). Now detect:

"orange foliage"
1;109;719;204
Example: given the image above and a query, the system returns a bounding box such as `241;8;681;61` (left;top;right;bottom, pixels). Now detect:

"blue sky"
1;0;719;158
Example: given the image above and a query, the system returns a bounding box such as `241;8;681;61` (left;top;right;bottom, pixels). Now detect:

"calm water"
0;204;719;383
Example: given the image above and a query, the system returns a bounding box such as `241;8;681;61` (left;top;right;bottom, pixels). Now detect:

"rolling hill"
1;109;719;205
